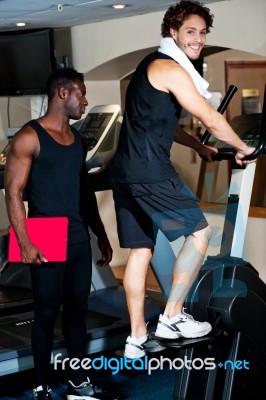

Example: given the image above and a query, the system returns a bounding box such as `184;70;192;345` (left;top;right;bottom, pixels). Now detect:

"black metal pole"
201;85;238;144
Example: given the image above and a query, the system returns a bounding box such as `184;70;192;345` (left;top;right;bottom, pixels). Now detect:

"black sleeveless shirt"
109;51;182;183
25;120;89;245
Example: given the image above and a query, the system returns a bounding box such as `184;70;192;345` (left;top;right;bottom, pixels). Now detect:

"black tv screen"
0;28;56;96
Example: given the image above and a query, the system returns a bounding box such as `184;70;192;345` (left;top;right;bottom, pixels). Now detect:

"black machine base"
156;257;266;399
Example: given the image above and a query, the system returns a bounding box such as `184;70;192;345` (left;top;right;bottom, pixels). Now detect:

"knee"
123;247;153;293
129;247;154;264
34;305;59;327
193;225;211;246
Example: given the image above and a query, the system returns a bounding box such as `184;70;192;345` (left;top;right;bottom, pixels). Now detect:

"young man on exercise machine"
109;0;256;359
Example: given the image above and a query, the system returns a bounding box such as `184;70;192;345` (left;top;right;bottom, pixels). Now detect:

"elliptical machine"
151;85;266;399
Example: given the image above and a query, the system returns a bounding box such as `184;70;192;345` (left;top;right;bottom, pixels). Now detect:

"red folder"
8;217;68;262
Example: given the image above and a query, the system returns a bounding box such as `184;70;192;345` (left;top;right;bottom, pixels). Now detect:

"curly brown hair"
161;0;214;37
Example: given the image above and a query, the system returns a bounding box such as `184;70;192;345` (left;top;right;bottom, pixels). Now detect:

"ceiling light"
16;22;26;27
112;4;127;9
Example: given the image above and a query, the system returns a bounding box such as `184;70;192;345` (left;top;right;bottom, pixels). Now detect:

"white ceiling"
0;0;227;32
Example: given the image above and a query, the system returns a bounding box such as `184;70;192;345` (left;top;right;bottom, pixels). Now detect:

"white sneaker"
124;333;165;359
32;385;52;399
155;309;212;339
67;378;118;399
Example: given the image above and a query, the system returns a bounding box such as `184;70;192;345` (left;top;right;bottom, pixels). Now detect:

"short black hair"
46;67;84;101
161;0;214;37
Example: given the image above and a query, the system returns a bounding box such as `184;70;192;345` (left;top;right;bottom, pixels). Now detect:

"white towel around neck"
158;37;211;99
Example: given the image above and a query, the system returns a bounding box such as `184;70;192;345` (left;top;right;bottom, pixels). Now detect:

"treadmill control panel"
78;104;121;166
238;124;261;148
79;112;115;151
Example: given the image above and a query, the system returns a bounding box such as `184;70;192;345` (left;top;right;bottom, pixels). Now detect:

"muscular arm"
4;126;46;264
148;60;255;165
174;125;218;162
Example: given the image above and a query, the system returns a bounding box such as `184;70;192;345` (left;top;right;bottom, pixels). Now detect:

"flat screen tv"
0;28;56;96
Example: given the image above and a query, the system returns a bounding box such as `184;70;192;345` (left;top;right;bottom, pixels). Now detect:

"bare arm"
4;126;47;264
174;125;218;162
148;60;256;165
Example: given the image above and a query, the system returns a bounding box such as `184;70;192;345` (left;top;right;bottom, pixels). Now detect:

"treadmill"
151;86;266;399
0;105;164;379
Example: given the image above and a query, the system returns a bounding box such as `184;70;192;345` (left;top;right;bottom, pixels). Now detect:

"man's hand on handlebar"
235;145;256;166
198;144;219;163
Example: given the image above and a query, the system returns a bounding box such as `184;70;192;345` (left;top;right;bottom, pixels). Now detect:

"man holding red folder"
4;68;116;400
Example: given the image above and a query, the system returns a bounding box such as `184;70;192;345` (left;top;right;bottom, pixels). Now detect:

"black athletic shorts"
112;176;208;248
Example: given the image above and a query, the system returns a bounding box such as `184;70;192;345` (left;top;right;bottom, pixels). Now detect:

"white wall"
71;12;162;75
85;81;121;113
207;0;266;56
0;97;32;141
71;0;266;75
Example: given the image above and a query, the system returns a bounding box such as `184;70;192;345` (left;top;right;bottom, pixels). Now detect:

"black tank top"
26;120;89;244
109;51;182;183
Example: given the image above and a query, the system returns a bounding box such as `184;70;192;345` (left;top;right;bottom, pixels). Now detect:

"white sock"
169;313;182;322
131;334;147;342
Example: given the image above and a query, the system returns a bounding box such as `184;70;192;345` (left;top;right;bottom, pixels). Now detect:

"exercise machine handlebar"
201;84;266;162
201;85;238;145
